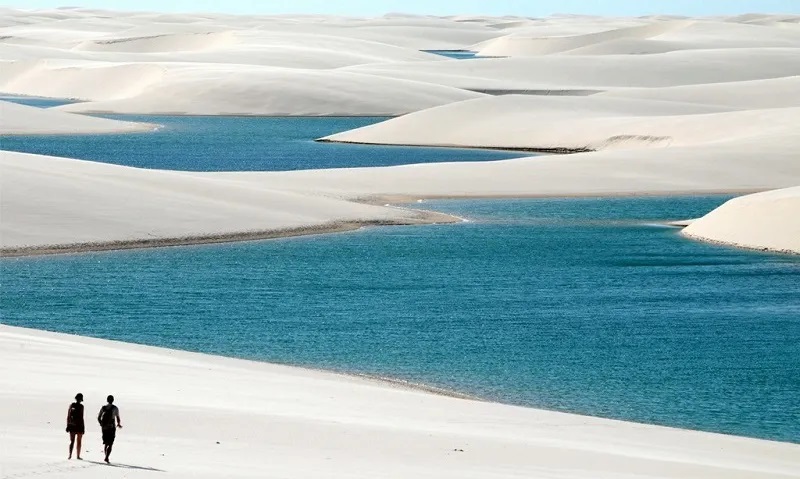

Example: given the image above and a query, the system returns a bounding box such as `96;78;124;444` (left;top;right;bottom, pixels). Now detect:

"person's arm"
66;405;71;424
97;407;104;425
116;408;122;429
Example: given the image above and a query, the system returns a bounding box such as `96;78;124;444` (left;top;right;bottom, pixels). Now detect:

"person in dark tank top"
66;393;85;460
98;394;122;464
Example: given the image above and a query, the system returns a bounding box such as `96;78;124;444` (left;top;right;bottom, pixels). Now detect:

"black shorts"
102;427;116;445
67;423;85;434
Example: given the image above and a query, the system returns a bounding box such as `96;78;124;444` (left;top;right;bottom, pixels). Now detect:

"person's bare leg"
76;434;83;460
68;432;75;459
104;444;112;463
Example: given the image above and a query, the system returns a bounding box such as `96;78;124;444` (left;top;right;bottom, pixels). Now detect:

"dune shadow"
85;460;165;472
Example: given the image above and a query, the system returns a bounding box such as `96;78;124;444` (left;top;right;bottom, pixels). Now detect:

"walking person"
97;395;122;464
66;393;85;460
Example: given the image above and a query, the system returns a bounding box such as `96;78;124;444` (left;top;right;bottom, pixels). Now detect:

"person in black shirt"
66;393;84;460
98;394;122;464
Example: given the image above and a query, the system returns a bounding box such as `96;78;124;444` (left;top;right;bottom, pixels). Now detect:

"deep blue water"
0;115;527;171
2;196;798;443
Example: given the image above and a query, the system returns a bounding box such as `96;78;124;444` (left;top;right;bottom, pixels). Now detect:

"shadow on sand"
85;460;165;472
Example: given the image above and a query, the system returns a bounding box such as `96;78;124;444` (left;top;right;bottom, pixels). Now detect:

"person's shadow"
85;460;165;472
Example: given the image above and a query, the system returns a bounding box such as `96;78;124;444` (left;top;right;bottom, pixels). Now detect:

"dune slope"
321;94;799;150
682;186;800;254
0;151;438;254
1;325;799;479
0;100;152;134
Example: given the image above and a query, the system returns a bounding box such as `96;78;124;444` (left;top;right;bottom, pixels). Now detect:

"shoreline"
2;323;795;446
681;230;800;256
2;190;757;259
0;123;161;136
0;322;482;402
316;137;592;154
0;210;460;258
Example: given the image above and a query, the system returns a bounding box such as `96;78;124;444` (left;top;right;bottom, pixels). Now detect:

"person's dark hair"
107;395;114;404
75;393;83;402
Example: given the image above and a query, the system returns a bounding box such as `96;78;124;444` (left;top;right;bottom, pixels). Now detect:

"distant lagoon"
0;109;527;171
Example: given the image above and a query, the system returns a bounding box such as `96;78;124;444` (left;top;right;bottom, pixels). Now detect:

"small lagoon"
0;113;527;171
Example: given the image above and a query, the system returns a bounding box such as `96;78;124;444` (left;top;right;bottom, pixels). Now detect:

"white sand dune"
682;186;800;254
74;30;239;53
321;94;800;150
1;8;798;246
475;20;693;56
475;20;800;56
343;48;800;91
2;325;799;479
2;10;800;247
491;19;651;38
0;9;498;52
724;13;800;25
3;10;493;115
218;131;800;199
4;10;798;113
0;100;153;134
598;76;800;109
0;151;436;253
54;66;483;116
0;60;168;102
1;57;482;115
4;130;799;253
0;41;440;69
2;10;800;477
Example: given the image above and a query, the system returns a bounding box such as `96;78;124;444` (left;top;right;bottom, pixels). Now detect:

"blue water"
0;115;527;171
2;196;798;443
0;95;77;108
423;49;479;59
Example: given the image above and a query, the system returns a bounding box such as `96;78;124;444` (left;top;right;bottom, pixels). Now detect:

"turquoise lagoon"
1;112;798;443
0;114;526;171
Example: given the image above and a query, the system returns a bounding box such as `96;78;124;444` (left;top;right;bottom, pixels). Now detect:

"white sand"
0;9;491;115
0;151;441;253
474;19;800;56
342;48;800;92
2;9;800;251
220;131;800;198
2;60;484;116
598;76;800;109
2;9;800;477
682;187;800;254
320;94;799;150
2;325;799;479
54;65;484;116
4;130;799;252
0;100;153;134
